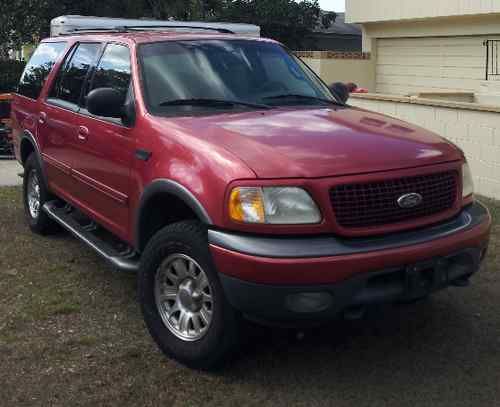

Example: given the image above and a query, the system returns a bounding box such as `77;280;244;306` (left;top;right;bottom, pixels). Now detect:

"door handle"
77;126;89;142
39;112;47;124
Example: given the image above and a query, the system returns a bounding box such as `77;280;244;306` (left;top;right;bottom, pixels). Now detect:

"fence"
351;93;500;199
484;40;500;81
296;51;376;91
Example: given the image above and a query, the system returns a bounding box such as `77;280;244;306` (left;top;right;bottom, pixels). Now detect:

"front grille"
330;171;458;229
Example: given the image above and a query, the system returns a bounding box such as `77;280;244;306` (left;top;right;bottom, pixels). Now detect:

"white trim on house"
347;0;500;24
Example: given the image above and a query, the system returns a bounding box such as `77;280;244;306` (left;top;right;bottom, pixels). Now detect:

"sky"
319;0;346;12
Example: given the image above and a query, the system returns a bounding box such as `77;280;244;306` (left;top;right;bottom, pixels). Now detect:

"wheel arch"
20;131;48;187
135;179;213;252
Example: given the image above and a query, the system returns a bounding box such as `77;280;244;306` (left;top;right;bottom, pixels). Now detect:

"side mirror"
329;82;350;104
87;88;125;118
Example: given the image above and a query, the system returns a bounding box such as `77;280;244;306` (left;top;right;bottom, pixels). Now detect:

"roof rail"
123;25;235;34
60;28;126;35
66;24;235;35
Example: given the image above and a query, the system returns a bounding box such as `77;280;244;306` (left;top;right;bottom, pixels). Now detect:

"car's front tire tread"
138;220;241;370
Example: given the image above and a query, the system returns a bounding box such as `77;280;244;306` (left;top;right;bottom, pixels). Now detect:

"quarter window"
50;43;101;105
17;42;67;100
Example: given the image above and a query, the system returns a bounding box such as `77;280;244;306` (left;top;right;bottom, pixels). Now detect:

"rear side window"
17;42;67;100
87;43;131;101
50;43;101;106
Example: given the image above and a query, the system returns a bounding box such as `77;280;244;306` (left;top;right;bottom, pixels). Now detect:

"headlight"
229;187;321;224
462;163;474;198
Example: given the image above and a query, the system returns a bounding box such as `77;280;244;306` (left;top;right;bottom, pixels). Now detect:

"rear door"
70;42;135;240
11;41;67;163
39;42;102;198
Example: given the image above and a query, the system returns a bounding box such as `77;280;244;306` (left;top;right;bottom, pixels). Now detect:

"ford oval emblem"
397;193;423;209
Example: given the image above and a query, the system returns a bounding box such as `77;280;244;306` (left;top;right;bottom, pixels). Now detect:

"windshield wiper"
263;94;344;106
158;98;271;110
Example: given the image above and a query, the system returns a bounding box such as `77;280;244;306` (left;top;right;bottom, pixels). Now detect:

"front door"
70;43;135;241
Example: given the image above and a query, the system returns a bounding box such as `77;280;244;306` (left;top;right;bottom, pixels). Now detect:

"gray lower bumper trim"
208;202;489;259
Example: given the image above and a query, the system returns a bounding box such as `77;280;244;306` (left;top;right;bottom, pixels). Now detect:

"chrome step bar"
43;201;140;272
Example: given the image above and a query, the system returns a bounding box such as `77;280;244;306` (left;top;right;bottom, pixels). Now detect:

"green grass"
0;186;21;205
50;303;81;316
1;185;500;407
65;336;99;347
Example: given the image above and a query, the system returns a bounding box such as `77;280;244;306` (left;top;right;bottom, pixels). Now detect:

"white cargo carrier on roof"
50;15;261;37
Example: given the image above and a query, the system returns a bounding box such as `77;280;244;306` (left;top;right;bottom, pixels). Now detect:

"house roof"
315;13;361;36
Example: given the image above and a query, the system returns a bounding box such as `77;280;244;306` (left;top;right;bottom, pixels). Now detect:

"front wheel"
138;221;241;370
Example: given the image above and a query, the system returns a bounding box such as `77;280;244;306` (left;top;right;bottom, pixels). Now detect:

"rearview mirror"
87;88;125;118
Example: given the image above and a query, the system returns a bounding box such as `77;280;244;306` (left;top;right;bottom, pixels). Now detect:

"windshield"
139;39;337;115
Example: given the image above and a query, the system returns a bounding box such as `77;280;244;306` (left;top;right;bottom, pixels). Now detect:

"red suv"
11;28;491;369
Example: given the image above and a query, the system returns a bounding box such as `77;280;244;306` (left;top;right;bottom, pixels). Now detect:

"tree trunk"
0;45;11;61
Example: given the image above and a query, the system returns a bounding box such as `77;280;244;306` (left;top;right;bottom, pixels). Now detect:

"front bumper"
209;202;491;323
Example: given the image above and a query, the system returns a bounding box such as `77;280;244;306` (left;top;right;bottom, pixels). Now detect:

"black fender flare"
20;130;48;187
135;179;213;251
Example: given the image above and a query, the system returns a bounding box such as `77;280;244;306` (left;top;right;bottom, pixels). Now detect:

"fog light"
285;292;333;313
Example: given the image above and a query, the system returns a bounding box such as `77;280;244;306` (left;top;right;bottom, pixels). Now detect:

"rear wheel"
23;154;59;235
138;221;241;370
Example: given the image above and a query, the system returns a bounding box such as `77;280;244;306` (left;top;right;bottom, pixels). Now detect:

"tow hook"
451;276;471;287
343;306;366;320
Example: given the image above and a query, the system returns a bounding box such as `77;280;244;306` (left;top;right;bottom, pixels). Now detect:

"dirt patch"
1;186;499;406
0;161;23;186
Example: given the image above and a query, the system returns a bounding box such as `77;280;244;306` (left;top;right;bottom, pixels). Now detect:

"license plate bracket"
405;258;448;299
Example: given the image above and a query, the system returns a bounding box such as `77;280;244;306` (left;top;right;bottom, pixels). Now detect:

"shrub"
0;60;26;93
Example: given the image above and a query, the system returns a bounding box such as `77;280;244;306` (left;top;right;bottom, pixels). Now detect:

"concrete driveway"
0;160;22;186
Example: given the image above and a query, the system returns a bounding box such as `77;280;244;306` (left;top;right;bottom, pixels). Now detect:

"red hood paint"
159;106;462;179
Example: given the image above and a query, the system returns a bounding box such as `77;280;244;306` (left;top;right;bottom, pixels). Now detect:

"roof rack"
66;25;235;35
50;16;260;37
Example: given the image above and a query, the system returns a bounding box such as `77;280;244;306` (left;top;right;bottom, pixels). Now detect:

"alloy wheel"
154;254;214;341
27;170;41;219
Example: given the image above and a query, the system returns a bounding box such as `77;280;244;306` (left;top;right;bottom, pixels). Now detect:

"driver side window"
85;43;131;104
49;42;101;109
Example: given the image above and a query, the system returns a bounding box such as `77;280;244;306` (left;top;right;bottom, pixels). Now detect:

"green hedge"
0;60;26;93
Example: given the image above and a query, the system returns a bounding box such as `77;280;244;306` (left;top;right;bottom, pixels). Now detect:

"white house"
347;0;500;97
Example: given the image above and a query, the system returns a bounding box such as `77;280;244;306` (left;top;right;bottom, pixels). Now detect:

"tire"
23;153;59;235
138;221;241;370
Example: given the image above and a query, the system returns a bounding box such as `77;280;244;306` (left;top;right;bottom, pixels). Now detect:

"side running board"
43;201;140;273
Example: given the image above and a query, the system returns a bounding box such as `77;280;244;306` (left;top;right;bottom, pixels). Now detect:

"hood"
164;107;462;179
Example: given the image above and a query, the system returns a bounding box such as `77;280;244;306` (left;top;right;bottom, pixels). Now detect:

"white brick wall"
350;97;500;199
